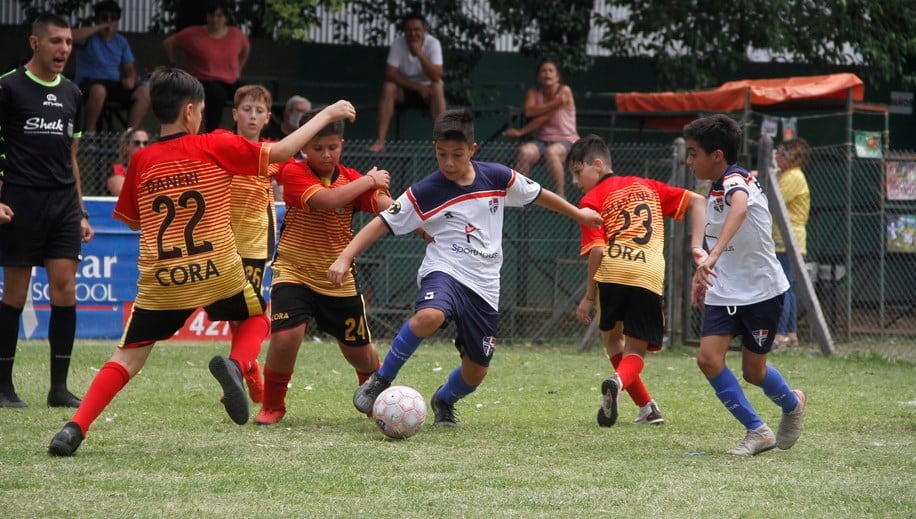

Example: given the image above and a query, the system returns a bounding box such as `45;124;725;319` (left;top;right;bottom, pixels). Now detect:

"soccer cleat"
209;356;249;425
47;388;82;408
244;361;264;403
48;421;84;456
253;406;286;426
597;375;620;427
0;388;27;408
776;389;807;450
727;424;776;456
353;372;390;415
633;400;664;425
431;388;458;427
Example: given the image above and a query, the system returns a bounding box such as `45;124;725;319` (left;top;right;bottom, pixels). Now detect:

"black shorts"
269;283;371;347
120;283;266;348
700;294;784;354
78;79;138;106
596;282;665;351
0;183;82;266
241;257;267;294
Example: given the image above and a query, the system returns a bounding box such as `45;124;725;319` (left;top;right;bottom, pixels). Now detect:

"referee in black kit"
0;13;94;408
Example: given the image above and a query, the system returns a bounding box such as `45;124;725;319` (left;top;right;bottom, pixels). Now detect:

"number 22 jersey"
113;132;272;310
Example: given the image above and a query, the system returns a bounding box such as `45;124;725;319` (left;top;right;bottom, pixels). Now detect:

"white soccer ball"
373;385;427;439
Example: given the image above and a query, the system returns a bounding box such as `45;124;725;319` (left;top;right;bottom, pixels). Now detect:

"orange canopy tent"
615;73;865;114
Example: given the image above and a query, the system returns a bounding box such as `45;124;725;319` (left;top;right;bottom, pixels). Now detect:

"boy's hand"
366;167;390;190
327;257;351;287
690;272;707;309
694;250;719;289
0;203;13;224
578;207;602;228
575;296;595;325
691;247;708;267
325;100;356;123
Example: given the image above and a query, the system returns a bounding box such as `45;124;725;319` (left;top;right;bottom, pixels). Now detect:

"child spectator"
685;114;806;456
568;134;706;427
47;67;354;456
254;109;392;425
329;109;601;426
107;127;150;196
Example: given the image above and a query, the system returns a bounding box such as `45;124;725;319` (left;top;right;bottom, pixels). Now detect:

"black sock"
49;305;76;389
0;302;22;391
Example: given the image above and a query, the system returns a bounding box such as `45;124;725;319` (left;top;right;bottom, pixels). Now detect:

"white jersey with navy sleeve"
704;165;789;306
380;161;542;310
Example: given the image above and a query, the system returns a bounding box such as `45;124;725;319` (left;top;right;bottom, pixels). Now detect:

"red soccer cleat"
254;406;286;425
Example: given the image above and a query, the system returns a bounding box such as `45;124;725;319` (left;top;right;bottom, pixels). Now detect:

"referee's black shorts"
0;183;82;266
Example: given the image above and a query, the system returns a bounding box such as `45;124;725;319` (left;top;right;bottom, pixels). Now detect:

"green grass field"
1;340;913;518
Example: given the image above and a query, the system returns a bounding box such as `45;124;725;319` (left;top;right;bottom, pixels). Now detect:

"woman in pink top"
505;59;579;198
162;0;250;132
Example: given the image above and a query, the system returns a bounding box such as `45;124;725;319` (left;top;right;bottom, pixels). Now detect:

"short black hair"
205;0;229;15
433;109;474;143
402;12;427;29
300;107;345;138
682;114;741;164
30;12;70;35
566;134;612;171
93;1;122;18
150;67;205;124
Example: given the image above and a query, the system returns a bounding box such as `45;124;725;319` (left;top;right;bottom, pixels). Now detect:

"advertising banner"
3;197;284;340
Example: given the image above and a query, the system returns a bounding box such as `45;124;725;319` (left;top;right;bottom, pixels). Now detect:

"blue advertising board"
2;197;285;340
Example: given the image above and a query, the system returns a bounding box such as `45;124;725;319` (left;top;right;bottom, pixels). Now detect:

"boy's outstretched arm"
328;217;390;287
534;189;602;228
269;100;356;162
695;189;748;288
686;191;708;266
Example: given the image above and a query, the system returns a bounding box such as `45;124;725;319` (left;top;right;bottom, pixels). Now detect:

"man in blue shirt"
73;1;150;135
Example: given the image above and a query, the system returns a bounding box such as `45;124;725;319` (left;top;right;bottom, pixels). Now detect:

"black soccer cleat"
209;356;249;425
353;372;391;415
431;388;458;427
48;422;84;456
47;387;82;408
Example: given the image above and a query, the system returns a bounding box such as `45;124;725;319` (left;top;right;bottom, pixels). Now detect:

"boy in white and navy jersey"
329;109;601;426
685;114;806;456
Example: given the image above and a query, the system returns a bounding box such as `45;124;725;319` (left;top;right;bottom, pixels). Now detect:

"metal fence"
76;132;915;345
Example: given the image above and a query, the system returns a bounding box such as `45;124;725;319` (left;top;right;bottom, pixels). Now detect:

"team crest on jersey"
713;196;724;213
489;197;499;214
386;201;401;214
752;329;770;347
482;336;497;357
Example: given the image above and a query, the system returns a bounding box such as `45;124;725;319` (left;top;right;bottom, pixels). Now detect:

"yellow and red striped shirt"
272;162;387;296
114;131;272;309
579;175;690;295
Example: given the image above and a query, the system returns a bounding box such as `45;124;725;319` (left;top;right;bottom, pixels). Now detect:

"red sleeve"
649;179;690;221
113;160;140;226
203;133;270;178
578;190;605;256
279;162;321;209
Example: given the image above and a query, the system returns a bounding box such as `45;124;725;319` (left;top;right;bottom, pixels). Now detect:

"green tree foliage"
596;0;916;89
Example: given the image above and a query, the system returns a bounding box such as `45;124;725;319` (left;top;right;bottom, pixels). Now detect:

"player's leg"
739;294;805;450
44;258;81;407
315;292;380;385
0;266;32;407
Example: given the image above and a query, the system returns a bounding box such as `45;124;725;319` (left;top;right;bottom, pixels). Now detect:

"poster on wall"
886;214;916;253
854;130;882;158
886;160;916;200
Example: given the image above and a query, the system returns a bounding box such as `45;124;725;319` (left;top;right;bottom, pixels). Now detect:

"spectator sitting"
162;0;250;132
368;12;446;153
504;59;579;198
264;95;311;141
107;127;149;196
72;1;151;137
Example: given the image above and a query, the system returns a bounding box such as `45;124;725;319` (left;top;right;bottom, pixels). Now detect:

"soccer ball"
373;385;427;439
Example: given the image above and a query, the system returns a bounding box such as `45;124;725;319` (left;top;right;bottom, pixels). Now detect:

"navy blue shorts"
700;294;785;354
597;282;665;351
0;183;83;266
416;271;499;367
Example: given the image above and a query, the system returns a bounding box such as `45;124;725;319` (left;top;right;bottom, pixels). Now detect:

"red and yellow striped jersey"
579;175;690;295
114;131;272;309
272;161;387;296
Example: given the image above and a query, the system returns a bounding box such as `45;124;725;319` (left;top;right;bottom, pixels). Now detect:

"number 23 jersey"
579;175;690;296
113;132;272;310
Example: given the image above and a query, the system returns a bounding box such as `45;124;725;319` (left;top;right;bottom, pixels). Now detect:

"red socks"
611;353;652;407
356;360;381;385
261;365;291;410
71;361;130;436
229;314;269;373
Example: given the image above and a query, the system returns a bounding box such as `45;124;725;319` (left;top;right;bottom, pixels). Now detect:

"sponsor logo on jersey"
464;223;479;243
24;117;64;132
43;93;63;108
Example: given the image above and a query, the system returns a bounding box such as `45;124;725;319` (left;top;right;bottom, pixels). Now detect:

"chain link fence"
76;131;915;346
